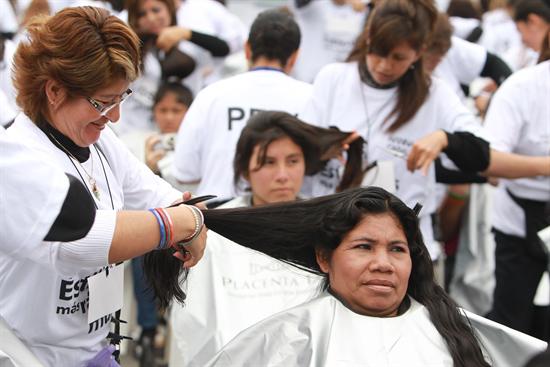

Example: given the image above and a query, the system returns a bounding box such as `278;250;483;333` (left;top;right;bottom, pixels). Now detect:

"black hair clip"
412;203;423;216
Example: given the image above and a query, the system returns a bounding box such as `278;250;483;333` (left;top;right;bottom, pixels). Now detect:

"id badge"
87;264;124;323
361;160;396;193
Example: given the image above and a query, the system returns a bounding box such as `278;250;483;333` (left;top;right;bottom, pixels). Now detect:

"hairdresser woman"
1;7;206;366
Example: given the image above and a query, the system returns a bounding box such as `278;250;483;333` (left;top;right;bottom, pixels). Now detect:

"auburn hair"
13;6;140;125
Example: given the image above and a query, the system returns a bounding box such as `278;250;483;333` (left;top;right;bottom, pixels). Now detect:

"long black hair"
233;111;365;192
144;187;489;366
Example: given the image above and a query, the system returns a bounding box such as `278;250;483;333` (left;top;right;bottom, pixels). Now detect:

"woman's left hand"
156;26;191;52
407;130;448;175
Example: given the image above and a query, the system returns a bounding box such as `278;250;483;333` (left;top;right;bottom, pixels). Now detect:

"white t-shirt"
301;62;486;259
290;0;367;83
484;61;550;238
0;126;68;254
116;52;162;136
177;0;247;89
169;196;322;367
450;17;481;40
433;36;487;99
1;114;181;366
0;38;18;124
478;8;539;71
0;0;17;34
173;69;312;200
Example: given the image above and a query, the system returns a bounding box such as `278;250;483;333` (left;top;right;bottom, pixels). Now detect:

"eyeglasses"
86;88;133;117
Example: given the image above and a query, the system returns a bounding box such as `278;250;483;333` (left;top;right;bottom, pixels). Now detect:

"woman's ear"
45;79;67;109
315;248;330;274
415;45;427;62
244;41;252;62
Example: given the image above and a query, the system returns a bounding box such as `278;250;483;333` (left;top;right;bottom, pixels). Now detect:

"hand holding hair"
320;131;361;162
156;26;191;52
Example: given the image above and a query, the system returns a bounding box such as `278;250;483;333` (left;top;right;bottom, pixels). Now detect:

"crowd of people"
0;0;549;366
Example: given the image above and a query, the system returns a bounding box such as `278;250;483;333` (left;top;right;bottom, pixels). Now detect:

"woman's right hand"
174;225;207;268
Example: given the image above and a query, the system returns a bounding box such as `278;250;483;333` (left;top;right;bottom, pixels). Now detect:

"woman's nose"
368;250;394;273
105;104;121;123
274;165;290;182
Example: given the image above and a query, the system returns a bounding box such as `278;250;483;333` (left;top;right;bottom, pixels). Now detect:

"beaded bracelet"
149;208;168;250
179;205;204;247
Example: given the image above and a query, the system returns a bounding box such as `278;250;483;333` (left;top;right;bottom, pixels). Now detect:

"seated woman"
150;110;363;366
196;187;546;367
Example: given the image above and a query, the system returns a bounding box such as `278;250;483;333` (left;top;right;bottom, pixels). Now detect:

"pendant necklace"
49;133;101;200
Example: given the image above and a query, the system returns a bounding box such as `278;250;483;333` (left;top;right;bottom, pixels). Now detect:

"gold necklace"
49;133;101;200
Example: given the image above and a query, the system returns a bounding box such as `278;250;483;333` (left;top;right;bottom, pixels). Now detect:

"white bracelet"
178;205;204;247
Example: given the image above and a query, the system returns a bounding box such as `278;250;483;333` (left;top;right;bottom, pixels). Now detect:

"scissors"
167;194;217;208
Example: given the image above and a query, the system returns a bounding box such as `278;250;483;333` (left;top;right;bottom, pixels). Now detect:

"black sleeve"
480;52;513;86
465;26;483;43
189;31;230;57
44;174;96;242
295;0;314;8
442;131;490;172
434;158;488;184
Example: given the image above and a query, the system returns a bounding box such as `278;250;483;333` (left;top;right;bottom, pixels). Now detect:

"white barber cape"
206;293;546;367
170;196;322;367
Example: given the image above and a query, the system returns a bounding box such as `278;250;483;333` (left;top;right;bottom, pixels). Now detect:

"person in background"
121;81;193;186
514;0;550;56
423;12;512;108
144;82;193;182
174;0;248;87
0;32;17;126
169;110;361;366
300;0;549;264
118;0;229;136
173;9;313;201
478;0;533;71
126;81;193;367
484;28;550;340
289;0;369;83
447;0;484;42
